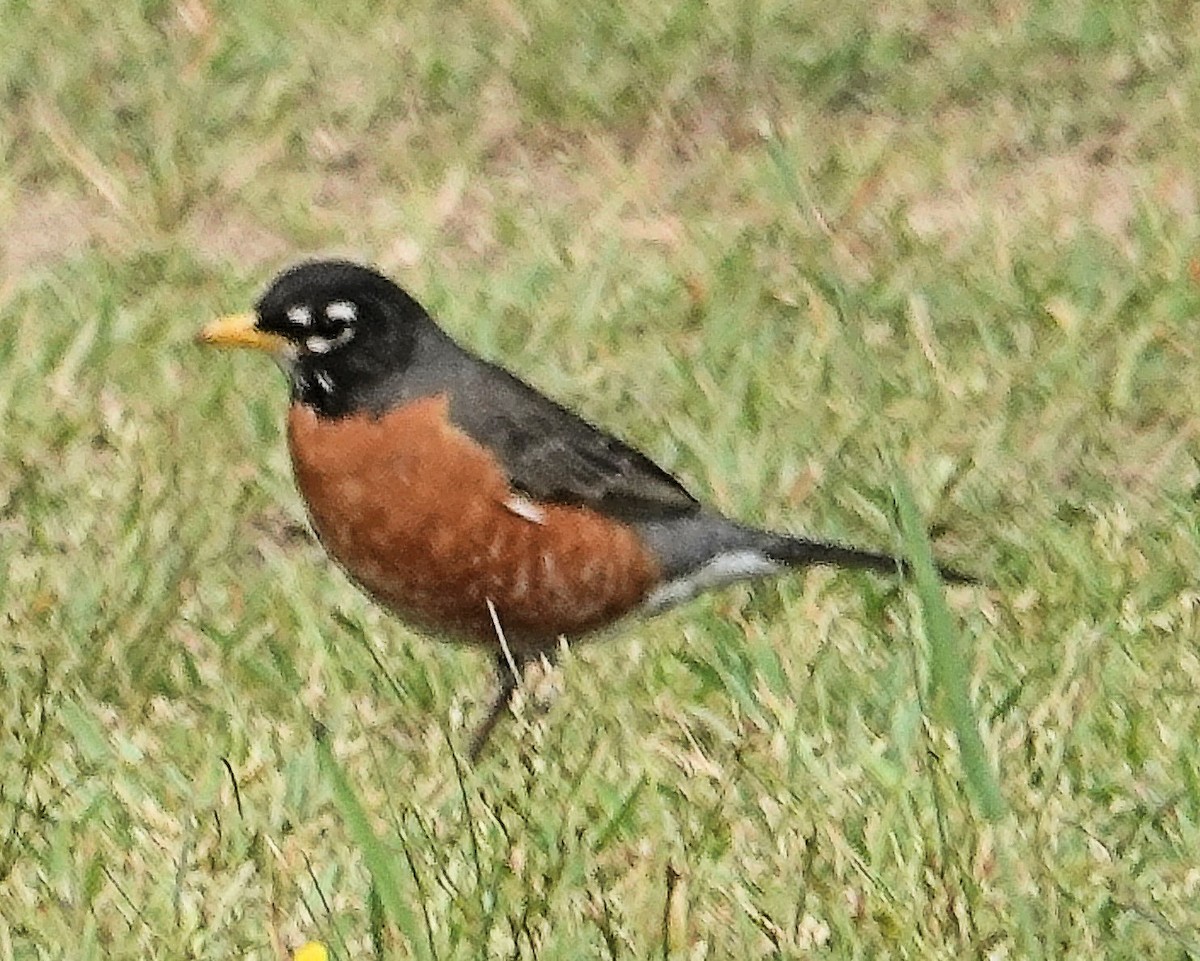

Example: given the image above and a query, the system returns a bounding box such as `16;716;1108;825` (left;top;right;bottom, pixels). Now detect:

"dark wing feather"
445;358;700;521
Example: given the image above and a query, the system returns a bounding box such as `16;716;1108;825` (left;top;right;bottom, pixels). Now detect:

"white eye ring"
325;300;357;323
286;305;313;327
305;327;355;354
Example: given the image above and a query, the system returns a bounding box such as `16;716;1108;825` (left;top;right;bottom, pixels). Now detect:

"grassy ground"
4;0;1200;957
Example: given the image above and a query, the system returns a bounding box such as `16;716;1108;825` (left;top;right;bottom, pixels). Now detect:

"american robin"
200;260;970;756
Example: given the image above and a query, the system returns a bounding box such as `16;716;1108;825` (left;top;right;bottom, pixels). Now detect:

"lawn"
3;1;1200;957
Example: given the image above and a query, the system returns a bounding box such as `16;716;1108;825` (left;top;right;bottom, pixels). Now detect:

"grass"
3;0;1200;957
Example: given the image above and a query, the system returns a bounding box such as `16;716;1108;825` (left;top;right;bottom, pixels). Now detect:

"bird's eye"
303;302;358;354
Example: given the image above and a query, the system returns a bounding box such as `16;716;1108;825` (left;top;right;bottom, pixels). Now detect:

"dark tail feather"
766;535;978;585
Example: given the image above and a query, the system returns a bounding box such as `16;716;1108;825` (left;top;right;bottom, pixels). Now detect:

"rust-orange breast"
286;396;661;650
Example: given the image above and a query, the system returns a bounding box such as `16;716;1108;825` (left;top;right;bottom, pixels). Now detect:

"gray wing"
446;358;701;521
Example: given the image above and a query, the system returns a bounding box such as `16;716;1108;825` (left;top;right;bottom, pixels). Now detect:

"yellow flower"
294;942;328;961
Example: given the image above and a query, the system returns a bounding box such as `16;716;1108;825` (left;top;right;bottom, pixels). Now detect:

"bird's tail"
764;534;976;585
634;513;975;615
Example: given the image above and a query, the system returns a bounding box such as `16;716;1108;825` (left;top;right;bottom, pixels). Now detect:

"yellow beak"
197;312;291;354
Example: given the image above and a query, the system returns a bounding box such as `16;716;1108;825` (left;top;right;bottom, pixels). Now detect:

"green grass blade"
314;728;430;961
892;471;1005;821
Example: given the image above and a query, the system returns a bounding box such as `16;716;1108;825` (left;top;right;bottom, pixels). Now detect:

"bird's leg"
469;651;530;761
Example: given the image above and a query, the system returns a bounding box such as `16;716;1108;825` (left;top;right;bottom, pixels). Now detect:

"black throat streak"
290;333;416;418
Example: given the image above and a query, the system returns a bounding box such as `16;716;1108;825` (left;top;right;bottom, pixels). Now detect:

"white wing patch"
641;550;783;615
503;494;547;524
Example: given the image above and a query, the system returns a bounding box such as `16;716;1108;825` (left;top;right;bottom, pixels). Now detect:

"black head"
202;260;430;416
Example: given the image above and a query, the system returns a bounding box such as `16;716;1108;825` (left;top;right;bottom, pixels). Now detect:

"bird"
199;259;971;757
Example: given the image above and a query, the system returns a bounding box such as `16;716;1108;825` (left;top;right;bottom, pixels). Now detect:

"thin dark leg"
469;651;526;762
